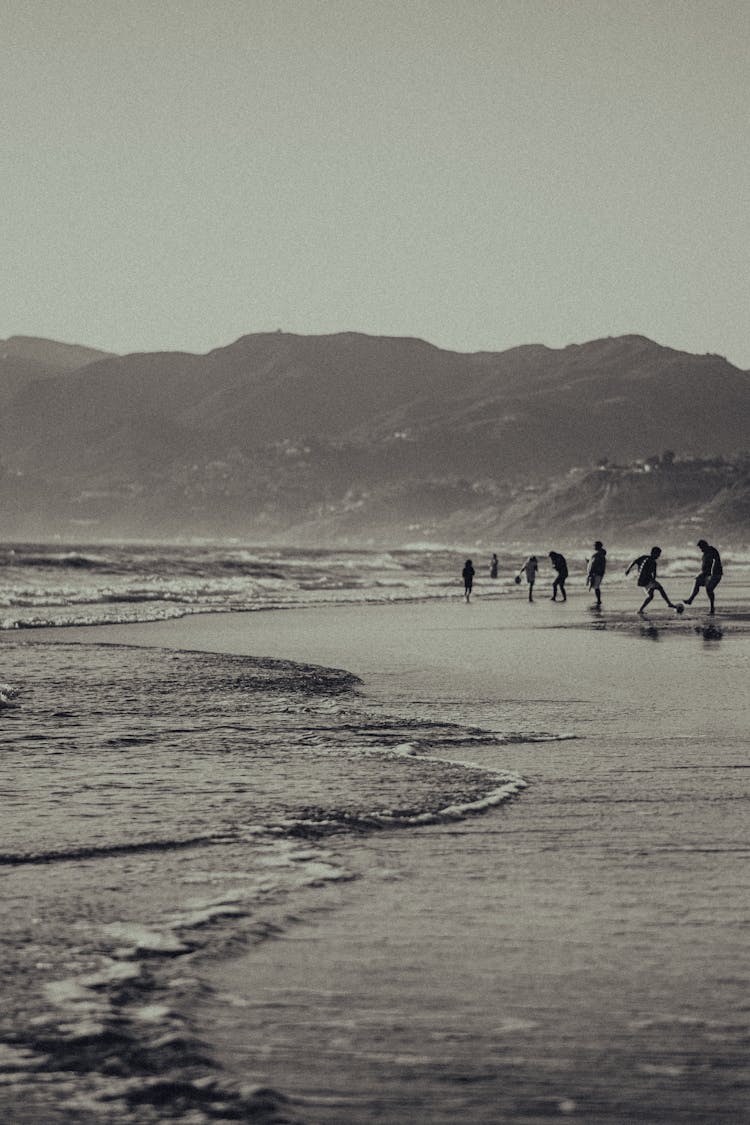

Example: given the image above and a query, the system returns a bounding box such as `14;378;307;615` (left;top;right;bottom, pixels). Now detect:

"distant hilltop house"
595;452;742;474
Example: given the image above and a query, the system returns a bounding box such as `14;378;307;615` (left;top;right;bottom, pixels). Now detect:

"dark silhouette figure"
625;546;680;614
517;556;538;602
462;559;475;602
548;551;568;601
489;553;499;579
587;541;607;607
684;539;723;615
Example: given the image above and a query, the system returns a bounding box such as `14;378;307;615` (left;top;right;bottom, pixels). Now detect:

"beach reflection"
696;623;723;643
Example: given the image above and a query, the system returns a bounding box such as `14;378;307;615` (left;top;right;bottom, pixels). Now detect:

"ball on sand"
675;602;685;614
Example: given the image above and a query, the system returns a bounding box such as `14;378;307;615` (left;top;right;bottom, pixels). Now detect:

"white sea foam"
4;538;743;629
101;923;191;955
0;682;19;707
0;543;496;628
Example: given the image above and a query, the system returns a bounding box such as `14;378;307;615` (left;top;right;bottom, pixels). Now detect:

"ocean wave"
0;758;528;863
0;629;538;1121
280;771;528;836
3;837;348;1122
2;551;111;569
309;716;577;752
0;604;202;629
1;638;536;882
0;832;236;867
0;587;456;629
215;559;286;577
0;543;467;630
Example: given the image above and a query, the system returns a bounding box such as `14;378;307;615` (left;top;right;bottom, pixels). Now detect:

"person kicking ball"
625;547;683;614
683;539;723;615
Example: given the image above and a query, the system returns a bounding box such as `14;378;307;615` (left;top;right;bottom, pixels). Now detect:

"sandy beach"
10;580;748;1123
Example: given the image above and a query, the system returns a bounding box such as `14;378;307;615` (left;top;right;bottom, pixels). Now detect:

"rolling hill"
1;332;748;544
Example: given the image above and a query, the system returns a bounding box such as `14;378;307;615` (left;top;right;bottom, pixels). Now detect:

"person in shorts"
684;539;723;615
625;546;680;614
587;541;607;607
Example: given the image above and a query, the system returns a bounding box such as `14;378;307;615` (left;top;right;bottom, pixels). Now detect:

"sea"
1;540;742;632
1;541;749;1124
0;542;472;631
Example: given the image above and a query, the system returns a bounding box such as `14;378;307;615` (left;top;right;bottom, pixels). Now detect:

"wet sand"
33;584;750;1122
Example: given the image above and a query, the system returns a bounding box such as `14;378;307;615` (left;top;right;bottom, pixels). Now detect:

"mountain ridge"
1;331;748;544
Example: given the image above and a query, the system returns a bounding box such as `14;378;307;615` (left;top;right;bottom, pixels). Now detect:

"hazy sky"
3;1;749;365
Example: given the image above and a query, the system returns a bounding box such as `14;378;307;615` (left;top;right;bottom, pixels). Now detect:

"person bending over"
548;551;568;602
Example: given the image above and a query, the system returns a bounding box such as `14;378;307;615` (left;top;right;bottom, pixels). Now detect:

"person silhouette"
462;559;475;602
517;556;538;602
587;541;607;607
684;539;723;614
625;546;681;614
489;553;499;579
548;551;568;601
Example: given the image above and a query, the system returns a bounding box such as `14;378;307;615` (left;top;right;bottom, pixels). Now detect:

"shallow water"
0;631;532;1122
0;542;489;628
2;540;747;629
2;556;749;1122
191;609;750;1123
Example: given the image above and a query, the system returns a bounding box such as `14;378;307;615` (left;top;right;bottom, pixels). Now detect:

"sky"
3;0;749;366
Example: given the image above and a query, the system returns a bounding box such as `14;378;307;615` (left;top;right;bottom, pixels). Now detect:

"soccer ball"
675;602;685;614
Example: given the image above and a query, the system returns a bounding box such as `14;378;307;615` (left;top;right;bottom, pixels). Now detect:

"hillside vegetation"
1;332;748;545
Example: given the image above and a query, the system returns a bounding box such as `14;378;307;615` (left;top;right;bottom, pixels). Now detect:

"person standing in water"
683;539;723;614
548;551;568;601
517;555;538;602
625;546;682;614
462;559;475;602
489;553;499;579
587;540;607;607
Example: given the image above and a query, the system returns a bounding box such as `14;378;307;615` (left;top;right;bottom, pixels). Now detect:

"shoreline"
20;579;750;658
